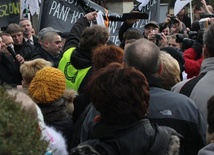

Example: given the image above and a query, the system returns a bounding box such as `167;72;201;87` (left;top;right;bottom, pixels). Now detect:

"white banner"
174;0;191;16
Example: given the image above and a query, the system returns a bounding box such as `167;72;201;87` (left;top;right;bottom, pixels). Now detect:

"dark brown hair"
79;25;109;51
6;23;23;34
89;63;150;125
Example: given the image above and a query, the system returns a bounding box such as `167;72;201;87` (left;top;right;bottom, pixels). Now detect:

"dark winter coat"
38;98;74;152
77;119;180;155
14;39;36;61
0;54;22;86
33;47;62;68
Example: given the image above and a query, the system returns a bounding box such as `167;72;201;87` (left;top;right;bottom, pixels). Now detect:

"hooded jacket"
59;16;92;94
38;98;74;152
183;47;203;79
36;105;68;155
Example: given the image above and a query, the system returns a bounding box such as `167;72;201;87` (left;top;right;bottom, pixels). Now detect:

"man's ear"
43;41;49;48
203;44;209;58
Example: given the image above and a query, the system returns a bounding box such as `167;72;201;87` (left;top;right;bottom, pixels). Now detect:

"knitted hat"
28;67;66;104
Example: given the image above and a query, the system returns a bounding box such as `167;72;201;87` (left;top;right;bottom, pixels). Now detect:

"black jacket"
14;39;36;61
32;36;41;48
38;98;74;152
62;17;92;93
0;54;22;86
63;16;92;71
33;47;62;68
78;119;180;155
60;17;93;124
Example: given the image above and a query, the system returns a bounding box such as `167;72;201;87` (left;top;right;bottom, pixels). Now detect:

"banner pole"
38;0;44;32
189;0;193;24
20;0;22;19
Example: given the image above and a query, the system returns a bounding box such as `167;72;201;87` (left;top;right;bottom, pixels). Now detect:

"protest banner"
38;0;160;44
0;0;20;27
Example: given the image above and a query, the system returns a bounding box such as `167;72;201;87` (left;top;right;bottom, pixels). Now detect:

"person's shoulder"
150;124;181;155
198;143;214;155
151;86;198;109
171;79;190;93
32;47;46;57
33;35;39;41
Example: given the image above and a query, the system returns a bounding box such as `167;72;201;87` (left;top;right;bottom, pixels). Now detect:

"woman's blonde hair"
20;58;52;87
160;51;181;90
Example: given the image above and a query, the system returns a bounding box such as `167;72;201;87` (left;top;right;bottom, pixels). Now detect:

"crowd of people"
1;0;214;154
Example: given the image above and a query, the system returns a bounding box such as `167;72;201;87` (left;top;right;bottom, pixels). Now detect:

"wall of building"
106;2;134;14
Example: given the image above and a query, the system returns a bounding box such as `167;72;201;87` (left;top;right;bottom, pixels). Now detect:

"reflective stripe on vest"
58;47;91;91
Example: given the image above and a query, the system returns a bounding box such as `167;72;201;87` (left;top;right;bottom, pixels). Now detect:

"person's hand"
201;0;212;14
126;19;139;25
201;0;207;6
15;54;24;64
125;11;141;25
158;33;168;48
84;11;97;21
174;18;183;32
164;14;171;25
209;17;214;25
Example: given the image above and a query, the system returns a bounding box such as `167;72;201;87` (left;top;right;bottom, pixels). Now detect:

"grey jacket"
147;86;206;155
172;57;214;123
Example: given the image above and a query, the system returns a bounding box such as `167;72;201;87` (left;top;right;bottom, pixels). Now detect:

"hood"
38;98;69;122
70;47;92;69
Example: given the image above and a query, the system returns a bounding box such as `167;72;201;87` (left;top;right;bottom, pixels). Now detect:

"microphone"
7;44;17;60
200;14;214;19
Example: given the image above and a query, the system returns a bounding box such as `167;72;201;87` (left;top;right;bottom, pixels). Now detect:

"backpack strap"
179;72;207;97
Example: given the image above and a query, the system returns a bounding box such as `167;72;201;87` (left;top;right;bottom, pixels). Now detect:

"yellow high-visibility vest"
58;47;91;91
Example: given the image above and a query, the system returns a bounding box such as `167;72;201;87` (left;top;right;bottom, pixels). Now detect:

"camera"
170;16;179;24
155;33;162;40
188;31;198;40
176;33;195;50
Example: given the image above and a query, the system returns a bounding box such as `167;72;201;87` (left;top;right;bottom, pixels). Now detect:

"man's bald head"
124;38;161;77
